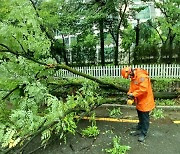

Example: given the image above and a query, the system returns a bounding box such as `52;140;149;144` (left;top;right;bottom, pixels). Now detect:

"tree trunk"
168;33;176;63
99;19;105;66
62;35;69;65
135;19;140;47
53;64;180;99
114;36;119;66
49;80;180;99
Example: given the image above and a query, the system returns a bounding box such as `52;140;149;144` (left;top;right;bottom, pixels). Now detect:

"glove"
127;99;134;105
127;93;134;105
127;93;134;99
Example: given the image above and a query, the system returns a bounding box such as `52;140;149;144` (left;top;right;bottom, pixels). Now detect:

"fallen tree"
47;64;180;99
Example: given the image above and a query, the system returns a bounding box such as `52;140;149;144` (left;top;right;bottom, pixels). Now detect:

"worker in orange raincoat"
121;67;155;142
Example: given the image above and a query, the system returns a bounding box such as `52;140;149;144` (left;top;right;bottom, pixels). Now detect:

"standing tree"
147;0;180;63
103;0;129;65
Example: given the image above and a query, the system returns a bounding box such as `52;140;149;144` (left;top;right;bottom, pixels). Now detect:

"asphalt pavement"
26;106;180;154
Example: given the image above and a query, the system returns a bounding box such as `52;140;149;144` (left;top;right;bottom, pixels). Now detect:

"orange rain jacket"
128;68;155;112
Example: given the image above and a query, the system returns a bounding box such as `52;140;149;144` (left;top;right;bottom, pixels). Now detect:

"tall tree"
147;0;180;63
73;0;132;65
103;0;129;65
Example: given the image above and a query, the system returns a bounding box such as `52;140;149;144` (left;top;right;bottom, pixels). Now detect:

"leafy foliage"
155;99;176;106
81;125;100;137
121;24;135;52
147;0;180;63
108;108;122;118
152;79;179;92
70;32;97;65
105;135;131;154
0;62;102;152
151;108;165;119
0;0;51;59
81;112;100;138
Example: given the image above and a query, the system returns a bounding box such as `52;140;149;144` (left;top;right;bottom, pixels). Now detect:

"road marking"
76;116;139;123
173;121;180;124
76;116;180;124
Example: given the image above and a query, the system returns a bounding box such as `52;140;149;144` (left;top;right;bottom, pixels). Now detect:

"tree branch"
0;43;46;65
29;0;54;41
12;35;27;54
164;28;171;45
118;0;128;33
108;25;116;42
148;21;164;44
2;86;19;100
55;64;128;92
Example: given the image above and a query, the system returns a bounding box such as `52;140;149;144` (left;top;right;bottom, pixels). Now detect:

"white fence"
55;64;180;78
